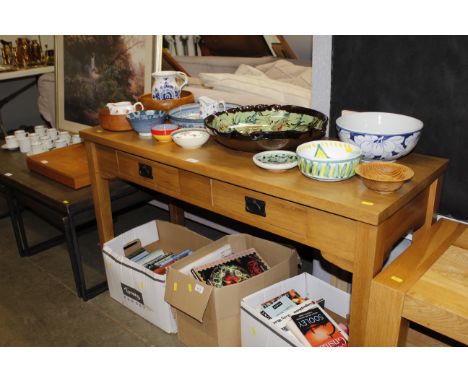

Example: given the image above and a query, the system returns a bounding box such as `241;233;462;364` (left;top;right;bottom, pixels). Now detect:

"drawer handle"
245;196;266;217
138;163;153;179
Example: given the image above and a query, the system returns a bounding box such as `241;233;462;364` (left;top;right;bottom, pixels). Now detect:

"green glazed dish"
204;104;328;152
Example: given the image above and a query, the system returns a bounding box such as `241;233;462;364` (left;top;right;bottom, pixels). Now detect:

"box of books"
102;220;212;333
240;272;351;347
164;234;298;346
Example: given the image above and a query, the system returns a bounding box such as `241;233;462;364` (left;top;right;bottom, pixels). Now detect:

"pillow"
234;64;269;78
255;60;312;89
199;72;311;107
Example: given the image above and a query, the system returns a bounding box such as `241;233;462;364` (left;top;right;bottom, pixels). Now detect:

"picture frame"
55;35;158;133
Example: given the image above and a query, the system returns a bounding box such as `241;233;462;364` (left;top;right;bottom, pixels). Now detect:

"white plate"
2;143;19;151
253;150;298;172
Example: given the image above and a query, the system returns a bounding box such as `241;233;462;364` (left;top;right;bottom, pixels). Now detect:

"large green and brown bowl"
204;104;328;152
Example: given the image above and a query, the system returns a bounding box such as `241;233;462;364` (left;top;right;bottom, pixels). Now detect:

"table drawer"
116;152;180;194
211;180;308;237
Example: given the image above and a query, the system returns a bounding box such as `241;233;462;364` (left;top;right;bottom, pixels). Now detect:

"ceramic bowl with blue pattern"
336;112;423;161
296;140;362;181
168;102;240;129
127;110;167;136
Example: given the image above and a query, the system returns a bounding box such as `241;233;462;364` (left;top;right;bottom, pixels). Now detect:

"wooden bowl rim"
355;162;414;183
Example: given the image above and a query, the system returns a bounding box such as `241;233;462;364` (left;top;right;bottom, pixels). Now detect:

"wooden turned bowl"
99;108;132;131
355;162;414;193
138;91;195;112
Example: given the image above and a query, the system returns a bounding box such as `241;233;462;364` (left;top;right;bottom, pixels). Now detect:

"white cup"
47;128;58;140
40;136;53;150
14;130;26;140
5;135;18;148
31;141;44;154
34;125;46;137
54;138;67;148
58;131;71;144
28;133;40;143
106;101;144;115
71;134;82;144
19;137;31;153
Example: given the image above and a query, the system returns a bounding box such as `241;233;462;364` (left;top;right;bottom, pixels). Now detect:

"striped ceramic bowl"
296;140;362;181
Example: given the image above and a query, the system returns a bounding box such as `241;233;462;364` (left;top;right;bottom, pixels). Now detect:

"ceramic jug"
152;71;188;100
198;96;226;118
106;101;144;115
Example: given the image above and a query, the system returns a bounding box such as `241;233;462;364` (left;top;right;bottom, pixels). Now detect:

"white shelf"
0;65;54;81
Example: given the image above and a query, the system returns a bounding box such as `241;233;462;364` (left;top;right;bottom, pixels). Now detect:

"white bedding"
187;60;312;107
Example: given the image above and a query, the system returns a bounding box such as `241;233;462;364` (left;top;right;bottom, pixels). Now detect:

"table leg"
63;213;107;301
413;175;443;240
169;200;185;225
348;222;387;346
85;141;114;246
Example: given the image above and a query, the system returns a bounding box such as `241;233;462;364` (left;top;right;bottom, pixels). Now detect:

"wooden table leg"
413;176;443;240
85;141;114;246
169;199;185;225
348;222;387;346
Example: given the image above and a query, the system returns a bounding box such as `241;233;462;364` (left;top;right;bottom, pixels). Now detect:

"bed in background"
169;55;313;107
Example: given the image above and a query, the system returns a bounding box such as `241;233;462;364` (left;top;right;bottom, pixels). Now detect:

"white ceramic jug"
152;71;188;100
199;96;226;118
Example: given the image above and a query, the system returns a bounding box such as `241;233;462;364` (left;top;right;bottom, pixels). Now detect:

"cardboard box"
240;272;351;346
164;234;298;346
102;220;212;333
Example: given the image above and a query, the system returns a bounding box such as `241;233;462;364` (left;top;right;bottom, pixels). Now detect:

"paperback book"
192;248;269;287
260;289;308;319
286;303;348;347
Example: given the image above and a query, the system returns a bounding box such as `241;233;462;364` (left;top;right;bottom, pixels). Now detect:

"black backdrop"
329;35;468;221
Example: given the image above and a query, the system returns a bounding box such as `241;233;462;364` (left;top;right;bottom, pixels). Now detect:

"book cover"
271;300;317;331
193;248;269;288
260;289;307;319
286;304;348;347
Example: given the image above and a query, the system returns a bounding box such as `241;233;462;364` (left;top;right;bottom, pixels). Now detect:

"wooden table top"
0;147;135;213
81;127;449;225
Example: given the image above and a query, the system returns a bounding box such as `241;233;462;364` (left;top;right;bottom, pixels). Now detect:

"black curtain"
330;36;468;220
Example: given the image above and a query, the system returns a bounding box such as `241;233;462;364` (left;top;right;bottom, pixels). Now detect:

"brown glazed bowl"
204;104;328;152
355;161;414;193
99;108;132;131
138;91;195;112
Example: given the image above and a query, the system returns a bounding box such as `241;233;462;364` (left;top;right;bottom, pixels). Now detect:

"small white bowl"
171;128;210;149
253;150;297;172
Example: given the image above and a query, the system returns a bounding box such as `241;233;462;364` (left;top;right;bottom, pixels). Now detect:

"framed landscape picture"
56;35;154;132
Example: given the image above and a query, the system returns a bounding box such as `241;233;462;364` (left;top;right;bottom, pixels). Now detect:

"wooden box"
26;143;90;189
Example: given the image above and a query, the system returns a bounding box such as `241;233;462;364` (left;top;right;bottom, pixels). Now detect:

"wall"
330;36;468;221
283;35;313;61
0;35;55;133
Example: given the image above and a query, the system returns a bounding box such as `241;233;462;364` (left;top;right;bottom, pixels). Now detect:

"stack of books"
127;247;192;275
257;289;348;347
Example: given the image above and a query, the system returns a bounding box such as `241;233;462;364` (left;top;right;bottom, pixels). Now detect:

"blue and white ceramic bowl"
336;112;423;161
296;140;362;181
127;110;167;136
168;102;240;129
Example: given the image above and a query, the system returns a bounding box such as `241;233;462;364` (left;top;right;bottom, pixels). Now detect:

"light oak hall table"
80;127;448;346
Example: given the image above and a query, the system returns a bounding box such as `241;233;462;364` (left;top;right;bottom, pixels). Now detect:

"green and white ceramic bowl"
296;140;362;181
252;150;298;172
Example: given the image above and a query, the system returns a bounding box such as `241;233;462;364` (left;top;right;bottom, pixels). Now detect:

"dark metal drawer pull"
245;196;266;217
138;163;153;179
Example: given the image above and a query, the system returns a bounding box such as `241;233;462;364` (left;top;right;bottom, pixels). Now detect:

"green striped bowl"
296;140;362;181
